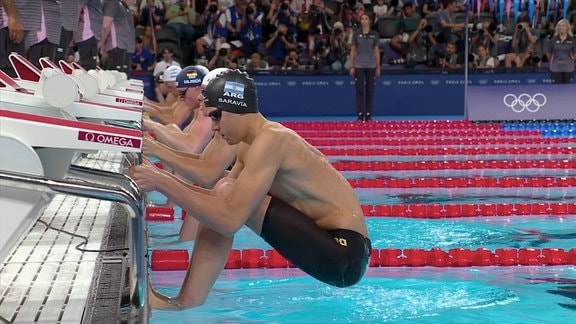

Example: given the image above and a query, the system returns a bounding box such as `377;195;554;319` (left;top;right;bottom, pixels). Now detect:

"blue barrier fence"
133;72;562;117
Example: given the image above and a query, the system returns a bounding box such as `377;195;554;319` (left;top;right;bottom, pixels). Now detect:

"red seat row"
321;147;576;156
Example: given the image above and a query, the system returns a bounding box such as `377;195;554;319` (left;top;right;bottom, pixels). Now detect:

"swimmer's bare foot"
147;279;182;310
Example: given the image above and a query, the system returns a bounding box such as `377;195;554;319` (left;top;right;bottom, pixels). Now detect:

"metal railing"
0;167;148;323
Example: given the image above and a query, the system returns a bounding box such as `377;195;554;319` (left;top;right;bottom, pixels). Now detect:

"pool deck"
0;151;130;324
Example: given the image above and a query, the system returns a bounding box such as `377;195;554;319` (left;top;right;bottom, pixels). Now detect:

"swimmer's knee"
212;177;235;198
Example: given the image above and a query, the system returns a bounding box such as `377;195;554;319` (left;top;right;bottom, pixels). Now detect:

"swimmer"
143;66;213;153
143;65;182;113
130;70;371;310
143;68;238;241
143;65;208;131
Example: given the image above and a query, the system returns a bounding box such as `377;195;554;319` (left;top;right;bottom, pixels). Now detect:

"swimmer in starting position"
129;70;371;310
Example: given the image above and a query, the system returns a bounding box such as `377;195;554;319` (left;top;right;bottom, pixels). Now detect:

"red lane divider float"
361;202;576;218
332;160;576;171
150;247;576;270
146;206;175;221
151;249;189;270
145;203;576;221
320;146;576;156
349;176;576;188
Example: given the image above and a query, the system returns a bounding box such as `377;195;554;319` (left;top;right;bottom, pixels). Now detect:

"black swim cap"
203;69;259;114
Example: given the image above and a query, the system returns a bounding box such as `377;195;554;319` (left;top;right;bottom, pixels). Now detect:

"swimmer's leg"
175;177;244;308
260;198;371;287
179;213;200;241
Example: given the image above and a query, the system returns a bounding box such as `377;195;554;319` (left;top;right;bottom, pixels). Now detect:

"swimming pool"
146;120;576;323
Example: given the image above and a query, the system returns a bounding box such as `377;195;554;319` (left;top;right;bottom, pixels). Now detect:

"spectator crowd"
127;0;576;72
2;0;576;77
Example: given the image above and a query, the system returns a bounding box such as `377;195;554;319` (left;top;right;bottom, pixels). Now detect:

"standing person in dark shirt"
76;0;103;70
100;0;133;73
350;13;380;122
547;19;576;84
0;0;36;77
56;0;80;63
27;0;62;68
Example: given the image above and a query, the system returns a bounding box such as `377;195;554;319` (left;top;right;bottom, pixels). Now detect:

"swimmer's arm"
145;135;237;188
143;98;173;113
154;136;279;236
147;102;190;126
130;158;212;195
145;121;190;150
165;117;214;153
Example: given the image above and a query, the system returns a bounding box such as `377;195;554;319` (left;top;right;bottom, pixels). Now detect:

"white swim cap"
202;68;229;87
161;65;182;82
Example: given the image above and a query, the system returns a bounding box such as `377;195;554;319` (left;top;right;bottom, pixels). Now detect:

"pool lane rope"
150;247;576;271
331;159;576;171
145;203;576;222
349;176;576;188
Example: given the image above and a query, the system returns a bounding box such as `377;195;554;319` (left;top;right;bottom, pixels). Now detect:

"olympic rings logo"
503;93;547;112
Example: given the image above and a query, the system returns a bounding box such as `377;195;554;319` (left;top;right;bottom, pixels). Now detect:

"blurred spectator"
328;21;351;71
165;0;196;46
434;41;461;69
311;36;331;70
141;25;157;53
282;48;301;70
225;0;248;41
76;0;102;70
153;47;181;103
541;0;565;37
207;42;235;69
470;21;498;58
246;52;270;70
387;0;404;16
306;0;334;57
405;18;437;67
389;2;421;62
420;0;441;18
504;20;539;68
264;23;297;65
470;44;497;69
372;0;394;25
339;0;364;32
240;1;264;56
132;36;156;71
140;0;165;30
267;0;299;36
195;1;228;59
433;0;465;45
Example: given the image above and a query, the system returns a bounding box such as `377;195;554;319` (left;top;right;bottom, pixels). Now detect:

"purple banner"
467;84;576;121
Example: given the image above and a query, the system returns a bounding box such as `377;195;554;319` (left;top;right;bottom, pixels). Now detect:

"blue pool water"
146;192;576;323
145;126;576;322
149;216;576;252
149;267;576;323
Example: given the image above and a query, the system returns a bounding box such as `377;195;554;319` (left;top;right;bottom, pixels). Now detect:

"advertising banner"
467;84;576;121
251;72;557;117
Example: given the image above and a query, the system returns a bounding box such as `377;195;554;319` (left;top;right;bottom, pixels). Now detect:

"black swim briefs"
260;197;372;287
